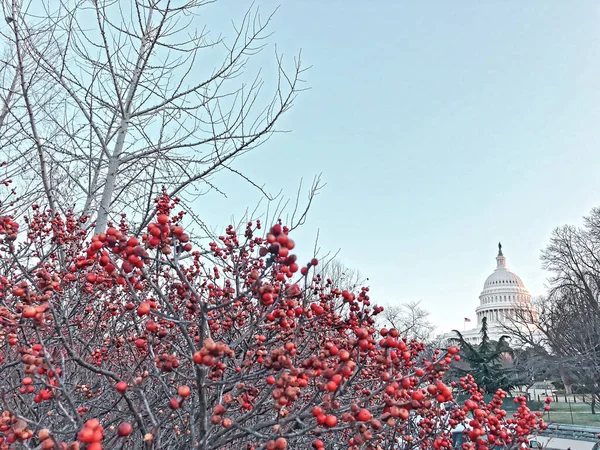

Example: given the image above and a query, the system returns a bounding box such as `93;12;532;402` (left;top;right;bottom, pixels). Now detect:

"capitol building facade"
442;243;537;345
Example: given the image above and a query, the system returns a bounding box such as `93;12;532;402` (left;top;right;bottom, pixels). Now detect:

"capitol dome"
439;243;537;345
483;268;525;289
475;243;533;330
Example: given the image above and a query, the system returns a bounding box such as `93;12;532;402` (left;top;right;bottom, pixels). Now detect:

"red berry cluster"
193;338;233;369
77;419;104;450
37;429;58;450
155;353;180;372
211;403;233;428
19;344;61;403
259;224;301;278
144;214;191;254
270;370;307;410
0;412;33;444
264;437;288;449
86;228;148;273
0;216;19;240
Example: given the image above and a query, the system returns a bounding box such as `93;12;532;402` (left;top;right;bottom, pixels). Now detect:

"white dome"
480;244;529;295
474;243;533;332
438;243;537;346
483;269;525;289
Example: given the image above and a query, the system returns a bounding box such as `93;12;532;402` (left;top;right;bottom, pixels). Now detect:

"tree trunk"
93;9;154;234
94;120;128;233
0;70;18;130
561;374;573;394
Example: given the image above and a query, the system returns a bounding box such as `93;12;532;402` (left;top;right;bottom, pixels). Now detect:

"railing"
540;423;600;442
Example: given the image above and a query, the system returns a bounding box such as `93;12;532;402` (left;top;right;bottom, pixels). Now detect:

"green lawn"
456;395;600;427
538;401;600;427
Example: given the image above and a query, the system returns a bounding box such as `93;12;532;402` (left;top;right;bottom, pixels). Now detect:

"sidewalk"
536;436;596;450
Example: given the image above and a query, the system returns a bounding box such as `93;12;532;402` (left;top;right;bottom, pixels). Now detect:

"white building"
441;243;536;345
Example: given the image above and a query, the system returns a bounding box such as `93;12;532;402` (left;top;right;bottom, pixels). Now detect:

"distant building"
527;382;556;402
440;243;537;345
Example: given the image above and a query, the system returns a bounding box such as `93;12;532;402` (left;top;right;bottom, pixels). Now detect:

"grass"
456;394;600;427
538;401;600;427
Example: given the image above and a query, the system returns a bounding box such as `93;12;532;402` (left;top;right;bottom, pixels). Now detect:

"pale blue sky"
198;1;600;333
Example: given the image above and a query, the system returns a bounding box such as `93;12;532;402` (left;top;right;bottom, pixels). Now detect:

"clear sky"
196;1;600;333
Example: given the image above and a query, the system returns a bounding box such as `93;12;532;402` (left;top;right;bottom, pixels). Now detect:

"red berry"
324;415;338;427
275;437;287;449
326;381;338;392
22;307;36;318
137;302;151;316
271;224;282;235
357;409;372;422
178;386;191;398
117;422;133;437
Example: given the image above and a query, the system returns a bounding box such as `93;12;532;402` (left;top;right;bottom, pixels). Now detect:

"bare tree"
0;10;60;217
380;301;435;342
0;0;305;232
511;345;552;394
503;209;600;412
318;261;435;344
319;259;366;292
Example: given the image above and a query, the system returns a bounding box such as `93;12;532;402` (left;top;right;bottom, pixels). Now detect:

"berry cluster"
77;419;104;450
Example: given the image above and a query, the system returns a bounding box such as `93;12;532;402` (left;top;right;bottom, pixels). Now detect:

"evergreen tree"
452;317;516;394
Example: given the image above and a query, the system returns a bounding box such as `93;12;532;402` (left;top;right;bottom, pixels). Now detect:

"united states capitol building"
440;243;537;345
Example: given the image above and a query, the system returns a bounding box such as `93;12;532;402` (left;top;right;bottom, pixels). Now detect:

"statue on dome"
498;242;503;256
